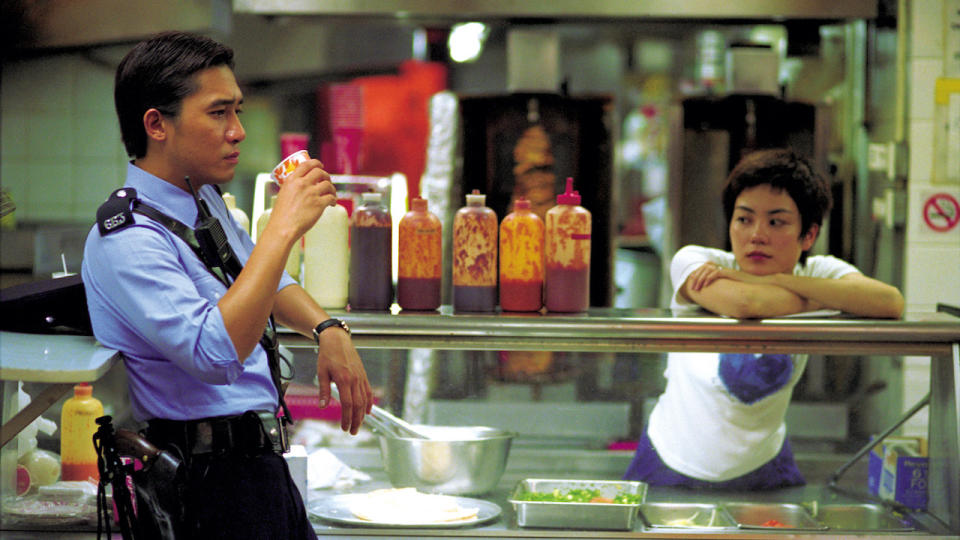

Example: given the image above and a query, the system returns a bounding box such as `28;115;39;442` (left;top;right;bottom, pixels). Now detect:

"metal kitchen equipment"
812;504;916;532
639;502;737;530
723;502;827;530
281;308;960;535
329;385;429;439
378;425;514;495
509;478;648;530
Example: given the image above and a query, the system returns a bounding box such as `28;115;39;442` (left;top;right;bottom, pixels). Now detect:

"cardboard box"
867;436;928;510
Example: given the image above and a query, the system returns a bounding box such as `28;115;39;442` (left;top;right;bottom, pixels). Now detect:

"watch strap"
313;318;349;342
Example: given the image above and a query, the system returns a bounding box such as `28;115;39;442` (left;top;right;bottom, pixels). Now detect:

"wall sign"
922;192;960;232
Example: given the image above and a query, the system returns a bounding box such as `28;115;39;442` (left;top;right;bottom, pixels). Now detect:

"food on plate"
513;487;644;504
348;488;479;523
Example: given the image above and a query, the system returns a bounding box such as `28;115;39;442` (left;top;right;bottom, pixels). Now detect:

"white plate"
780;309;843;318
309;493;501;529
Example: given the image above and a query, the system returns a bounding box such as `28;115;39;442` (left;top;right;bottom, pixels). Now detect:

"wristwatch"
312;318;351;344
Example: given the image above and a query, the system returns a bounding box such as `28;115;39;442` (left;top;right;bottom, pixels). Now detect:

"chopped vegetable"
761;518;789;527
514;488;643;504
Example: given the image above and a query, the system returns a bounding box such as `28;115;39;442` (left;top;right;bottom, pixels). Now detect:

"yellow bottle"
60;383;103;482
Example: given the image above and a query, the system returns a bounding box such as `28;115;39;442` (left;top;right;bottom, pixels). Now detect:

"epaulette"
96;187;138;236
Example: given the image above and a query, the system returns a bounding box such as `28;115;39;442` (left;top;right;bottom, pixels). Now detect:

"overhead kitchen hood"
232;0;877;21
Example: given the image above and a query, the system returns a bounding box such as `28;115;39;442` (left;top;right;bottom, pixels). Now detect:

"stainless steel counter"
4;310;956;538
279;308;960;356
278;308;960;535
305;447;943;538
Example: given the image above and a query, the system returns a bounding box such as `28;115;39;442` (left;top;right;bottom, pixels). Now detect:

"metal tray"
639;503;737;530
508;479;647;530
723;502;827;530
809;504;915;531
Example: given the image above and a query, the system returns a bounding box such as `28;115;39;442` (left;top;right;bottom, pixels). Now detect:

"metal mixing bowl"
376;425;514;495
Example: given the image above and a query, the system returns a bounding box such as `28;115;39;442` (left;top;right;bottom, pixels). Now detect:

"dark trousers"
181;451;316;540
623;427;806;491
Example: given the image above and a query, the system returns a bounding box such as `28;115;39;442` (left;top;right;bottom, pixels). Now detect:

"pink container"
280;132;309;158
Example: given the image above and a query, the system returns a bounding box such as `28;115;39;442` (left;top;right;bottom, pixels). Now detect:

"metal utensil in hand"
328;385;430;439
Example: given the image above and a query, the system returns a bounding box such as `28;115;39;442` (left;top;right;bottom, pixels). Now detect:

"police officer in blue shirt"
82;31;373;539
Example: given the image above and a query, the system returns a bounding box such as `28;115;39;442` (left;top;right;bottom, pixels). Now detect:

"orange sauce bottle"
545;177;591;312
499;197;544;312
453;190;498;312
397;197;442;311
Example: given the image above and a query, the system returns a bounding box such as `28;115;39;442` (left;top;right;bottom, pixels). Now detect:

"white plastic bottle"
257;195;302;282
221;192;250;235
303;202;349;308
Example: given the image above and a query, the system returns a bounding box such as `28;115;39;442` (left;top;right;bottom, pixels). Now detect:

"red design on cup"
271;150;310;184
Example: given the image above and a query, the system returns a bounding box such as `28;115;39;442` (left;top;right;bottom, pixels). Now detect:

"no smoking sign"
922;192;960;232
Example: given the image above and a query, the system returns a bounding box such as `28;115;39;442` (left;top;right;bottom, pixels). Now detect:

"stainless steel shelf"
234;0;877;21
280;307;960;356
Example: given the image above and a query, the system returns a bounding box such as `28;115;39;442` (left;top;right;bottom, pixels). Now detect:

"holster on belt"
94;415;187;540
119;429;187;540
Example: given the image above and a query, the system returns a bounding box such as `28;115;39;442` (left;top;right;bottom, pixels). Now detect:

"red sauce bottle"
545;177;591;312
349;192;393;310
499;197;544;312
453;190;498;312
397;197;442;311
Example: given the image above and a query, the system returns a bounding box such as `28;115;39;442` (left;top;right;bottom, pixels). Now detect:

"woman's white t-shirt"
648;245;860;481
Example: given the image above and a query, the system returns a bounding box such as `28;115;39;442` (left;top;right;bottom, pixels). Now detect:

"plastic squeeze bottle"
221;192;250;236
545;177;591;312
452;190;498;312
60;383;103;482
303;202;349;309
397;197;442;311
499;197;544;312
349;192;393;310
257;196;302;282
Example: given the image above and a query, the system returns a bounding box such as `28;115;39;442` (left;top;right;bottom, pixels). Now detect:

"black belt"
146;411;289;457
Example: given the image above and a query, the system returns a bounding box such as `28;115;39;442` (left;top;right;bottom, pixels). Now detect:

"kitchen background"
1;1;958;451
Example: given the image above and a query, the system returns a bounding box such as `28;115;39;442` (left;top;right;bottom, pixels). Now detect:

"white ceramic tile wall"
900;0;960;436
1;52;128;224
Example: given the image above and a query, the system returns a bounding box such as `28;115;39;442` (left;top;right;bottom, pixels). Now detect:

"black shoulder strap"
129;201;214;278
95;191;290;422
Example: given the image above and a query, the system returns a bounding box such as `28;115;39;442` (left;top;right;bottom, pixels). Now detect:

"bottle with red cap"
398;197;442;311
60;383;103;482
453;190;498;312
545;177;591;312
499;197;544;312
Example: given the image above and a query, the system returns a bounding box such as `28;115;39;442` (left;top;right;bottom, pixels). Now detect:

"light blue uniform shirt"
82;163;297;422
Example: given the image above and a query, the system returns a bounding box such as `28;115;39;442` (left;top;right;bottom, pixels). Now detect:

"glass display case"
279;308;960;537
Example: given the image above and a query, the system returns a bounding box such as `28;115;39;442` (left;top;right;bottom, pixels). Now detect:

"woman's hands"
681;262;818;318
685;262;728;292
683;262;902;319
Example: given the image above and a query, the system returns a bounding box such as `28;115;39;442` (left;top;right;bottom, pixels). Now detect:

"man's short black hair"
115;31;234;158
722;148;832;264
